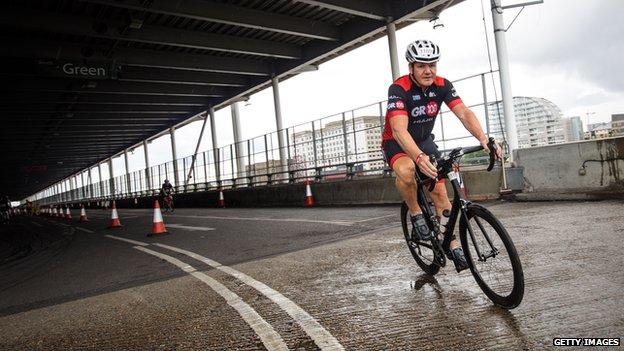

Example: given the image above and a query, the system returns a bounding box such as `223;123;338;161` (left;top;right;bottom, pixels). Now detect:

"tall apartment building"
562;116;584;142
291;115;384;172
488;96;566;148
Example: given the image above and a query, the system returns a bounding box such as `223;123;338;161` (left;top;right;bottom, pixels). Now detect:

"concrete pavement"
1;200;622;350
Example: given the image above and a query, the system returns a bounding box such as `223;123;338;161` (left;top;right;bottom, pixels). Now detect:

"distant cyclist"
382;40;501;271
160;179;174;212
0;195;12;224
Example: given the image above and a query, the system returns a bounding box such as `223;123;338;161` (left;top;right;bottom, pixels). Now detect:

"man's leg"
392;156;419;214
429;181;461;250
393;156;435;241
430;181;469;271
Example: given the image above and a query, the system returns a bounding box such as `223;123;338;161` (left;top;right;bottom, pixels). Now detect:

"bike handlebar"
424;137;498;192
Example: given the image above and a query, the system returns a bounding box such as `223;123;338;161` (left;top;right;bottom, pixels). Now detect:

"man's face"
410;62;437;87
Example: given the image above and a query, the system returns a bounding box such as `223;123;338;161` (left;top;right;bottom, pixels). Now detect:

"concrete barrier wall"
88;165;508;208
514;136;624;200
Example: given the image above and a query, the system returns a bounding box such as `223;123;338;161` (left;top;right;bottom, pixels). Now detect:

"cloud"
506;0;624;92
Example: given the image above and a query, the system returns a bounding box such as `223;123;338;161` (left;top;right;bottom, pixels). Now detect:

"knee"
394;163;416;184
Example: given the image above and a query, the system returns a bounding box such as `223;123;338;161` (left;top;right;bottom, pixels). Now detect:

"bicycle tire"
401;202;440;275
459;203;524;309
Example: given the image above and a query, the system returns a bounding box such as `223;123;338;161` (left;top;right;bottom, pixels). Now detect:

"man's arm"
389;114;438;178
451;103;502;158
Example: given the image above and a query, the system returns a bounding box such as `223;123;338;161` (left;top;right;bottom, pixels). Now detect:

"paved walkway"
1;200;622;350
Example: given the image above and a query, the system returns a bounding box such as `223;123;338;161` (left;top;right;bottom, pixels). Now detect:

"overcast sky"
80;0;624;179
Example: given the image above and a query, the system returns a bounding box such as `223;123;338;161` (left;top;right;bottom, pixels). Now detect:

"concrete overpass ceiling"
0;0;462;199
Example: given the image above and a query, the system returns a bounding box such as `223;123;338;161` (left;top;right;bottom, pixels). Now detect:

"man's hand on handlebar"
480;138;502;160
416;154;438;179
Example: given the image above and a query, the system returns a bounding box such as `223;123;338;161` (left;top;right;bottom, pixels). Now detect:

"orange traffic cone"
304;180;314;207
79;204;89;222
108;201;122;228
148;200;168;236
218;189;225;208
65;206;72;220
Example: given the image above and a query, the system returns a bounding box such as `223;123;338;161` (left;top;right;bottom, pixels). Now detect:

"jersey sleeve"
386;84;408;119
443;79;463;109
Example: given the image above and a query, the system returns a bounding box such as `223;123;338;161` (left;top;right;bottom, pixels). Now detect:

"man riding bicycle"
382;40;501;272
0;195;11;224
160;179;174;210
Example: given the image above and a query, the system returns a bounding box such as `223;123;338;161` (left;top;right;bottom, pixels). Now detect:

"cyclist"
382;40;501;272
160;179;174;210
0;195;12;224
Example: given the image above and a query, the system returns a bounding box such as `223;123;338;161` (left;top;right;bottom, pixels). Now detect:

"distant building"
291;116;384;172
488;96;566;148
611;113;624;136
585;121;614;140
562;116;584;142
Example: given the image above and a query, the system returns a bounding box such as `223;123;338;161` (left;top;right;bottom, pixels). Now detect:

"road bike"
162;194;174;213
400;138;524;309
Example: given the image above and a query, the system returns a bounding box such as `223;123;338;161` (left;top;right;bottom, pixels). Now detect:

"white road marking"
104;235;149;246
171;215;353;226
134;246;288;351
166;224;215;231
31;222;43;227
352;214;397;223
76;227;94;233
155;243;344;351
58;223;71;227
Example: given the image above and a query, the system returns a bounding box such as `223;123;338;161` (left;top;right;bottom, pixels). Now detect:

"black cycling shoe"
446;247;470;272
410;213;432;241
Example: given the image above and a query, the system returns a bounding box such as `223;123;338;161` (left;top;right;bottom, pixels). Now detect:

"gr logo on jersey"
411;101;439;118
387;100;405;111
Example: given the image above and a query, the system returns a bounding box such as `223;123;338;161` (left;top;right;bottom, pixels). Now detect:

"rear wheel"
459;203;524;309
401;202;440;275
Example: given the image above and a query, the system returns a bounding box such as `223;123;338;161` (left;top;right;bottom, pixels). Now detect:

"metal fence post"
342;112;349;164
481;73;491;135
312;121;318;168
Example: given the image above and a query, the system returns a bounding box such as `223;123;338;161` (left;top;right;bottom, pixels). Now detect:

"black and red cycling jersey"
382;75;463;143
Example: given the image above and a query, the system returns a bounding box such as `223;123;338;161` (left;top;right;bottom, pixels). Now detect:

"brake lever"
486;136;496;171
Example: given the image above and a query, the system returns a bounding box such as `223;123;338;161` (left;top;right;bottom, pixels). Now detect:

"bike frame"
415;173;465;256
415;155;498;264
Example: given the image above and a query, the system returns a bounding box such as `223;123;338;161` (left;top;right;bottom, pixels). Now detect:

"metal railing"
34;70;504;205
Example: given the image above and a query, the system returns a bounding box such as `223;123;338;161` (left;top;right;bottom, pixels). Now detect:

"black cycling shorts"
382;135;443;181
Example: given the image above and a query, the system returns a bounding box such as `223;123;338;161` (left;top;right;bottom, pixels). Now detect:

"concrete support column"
143;140;151;192
68;176;74;202
98;163;105;198
386;20;400;81
88;167;94;200
124;149;132;196
491;0;518;158
209;107;220;184
271;76;289;178
170;127;179;187
108;158;115;197
231;102;245;179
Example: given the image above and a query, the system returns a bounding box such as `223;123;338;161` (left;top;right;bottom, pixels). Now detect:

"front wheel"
401;202;440;275
459;203;524;309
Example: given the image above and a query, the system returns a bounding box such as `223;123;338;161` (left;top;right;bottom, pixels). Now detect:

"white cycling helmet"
405;40;441;63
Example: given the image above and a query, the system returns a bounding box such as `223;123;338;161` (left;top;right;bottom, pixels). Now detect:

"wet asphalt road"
0;200;623;350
